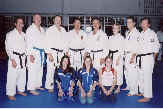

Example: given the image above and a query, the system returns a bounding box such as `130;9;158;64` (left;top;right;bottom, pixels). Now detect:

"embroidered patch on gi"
150;38;155;43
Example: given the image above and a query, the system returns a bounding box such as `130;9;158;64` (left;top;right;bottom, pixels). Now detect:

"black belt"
69;48;85;52
136;53;153;68
69;48;85;66
13;51;25;68
108;50;119;61
51;48;64;63
90;49;103;61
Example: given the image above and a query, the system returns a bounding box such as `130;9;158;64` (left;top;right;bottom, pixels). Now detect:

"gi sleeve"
5;33;15;60
54;67;60;83
26;28;35;55
150;32;160;53
102;32;109;58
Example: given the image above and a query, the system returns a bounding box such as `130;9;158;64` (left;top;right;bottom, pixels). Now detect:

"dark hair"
83;55;93;71
91;17;100;23
52;15;62;20
105;56;112;62
73;17;81;23
141;17;151;25
112;22;120;26
59;55;72;73
127;16;137;23
14;16;24;24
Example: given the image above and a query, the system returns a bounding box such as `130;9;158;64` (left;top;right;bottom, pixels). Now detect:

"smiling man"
5;17;27;100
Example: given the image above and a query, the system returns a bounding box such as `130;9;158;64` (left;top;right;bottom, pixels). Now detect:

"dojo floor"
0;59;163;108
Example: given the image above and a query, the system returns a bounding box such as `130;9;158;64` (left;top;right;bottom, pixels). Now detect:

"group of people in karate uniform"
5;14;160;104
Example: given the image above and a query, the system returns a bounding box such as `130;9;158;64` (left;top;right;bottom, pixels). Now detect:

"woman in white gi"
137;17;160;102
67;17;87;71
45;16;67;93
26;14;46;95
5;17;27;100
123;16;140;96
108;23;124;93
85;18;108;71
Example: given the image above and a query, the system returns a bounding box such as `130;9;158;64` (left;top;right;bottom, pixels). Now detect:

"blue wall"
0;0;144;15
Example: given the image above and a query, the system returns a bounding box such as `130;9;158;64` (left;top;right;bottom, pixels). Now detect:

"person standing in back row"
67;18;87;71
26;14;46;95
5;17;27;100
137;17;160;103
85;18;108;71
45;16;67;93
123;16;140;96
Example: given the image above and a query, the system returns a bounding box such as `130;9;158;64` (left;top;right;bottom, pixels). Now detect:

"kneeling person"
99;56;117;102
77;56;98;104
54;55;76;102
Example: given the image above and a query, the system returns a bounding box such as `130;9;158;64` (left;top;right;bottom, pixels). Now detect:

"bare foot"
137;97;150;103
37;87;45;90
8;96;16;101
29;90;40;95
48;89;54;93
17;92;27;96
136;93;143;96
127;93;134;96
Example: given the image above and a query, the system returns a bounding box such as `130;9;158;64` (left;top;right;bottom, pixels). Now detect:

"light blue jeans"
79;90;95;104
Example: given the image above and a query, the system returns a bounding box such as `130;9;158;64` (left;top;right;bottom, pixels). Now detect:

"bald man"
26;14;46;95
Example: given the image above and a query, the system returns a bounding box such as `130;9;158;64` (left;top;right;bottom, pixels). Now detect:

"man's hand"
48;54;54;62
11;59;17;68
100;58;105;65
130;54;136;64
84;52;89;59
65;52;70;57
30;55;35;63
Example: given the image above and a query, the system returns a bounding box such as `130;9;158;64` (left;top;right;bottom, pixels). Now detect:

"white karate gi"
108;33;124;86
68;29;87;70
44;25;67;90
86;30;108;71
26;23;46;91
5;29;26;96
124;27;140;95
138;28;160;98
